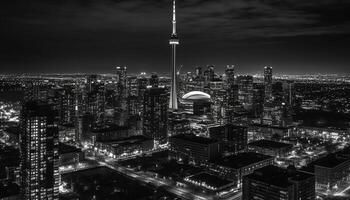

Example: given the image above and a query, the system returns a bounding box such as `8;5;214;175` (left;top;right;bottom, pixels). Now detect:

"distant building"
91;125;130;141
96;135;154;158
247;123;294;142
252;83;264;118
248;139;293;157
169;134;220;164
149;73;159;88
209;152;273;185
209;124;247;154
224;66;236;124
75;113;92;143
264;66;273;103
20;101;59;200
236;75;253;111
243;165;315;200
85;75;106;126
167;111;190;136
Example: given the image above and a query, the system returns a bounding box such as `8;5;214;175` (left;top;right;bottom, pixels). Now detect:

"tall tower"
169;0;179;110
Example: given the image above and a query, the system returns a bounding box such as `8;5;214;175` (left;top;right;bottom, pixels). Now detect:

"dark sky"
1;0;350;75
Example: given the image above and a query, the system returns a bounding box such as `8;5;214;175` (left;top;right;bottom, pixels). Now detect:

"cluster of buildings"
0;1;349;200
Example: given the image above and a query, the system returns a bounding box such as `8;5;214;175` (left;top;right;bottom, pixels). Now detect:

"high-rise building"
236;75;254;110
20;101;59;200
84;75;106;126
149;73;159;88
169;0;179;110
116;66;127;83
24;81;51;102
264;66;273;103
51;86;75;126
115;67;128;125
205;65;215;81
195;66;202;78
225;65;235;124
225;65;235;86
143;87;168;143
86;74;98;93
252;83;265;118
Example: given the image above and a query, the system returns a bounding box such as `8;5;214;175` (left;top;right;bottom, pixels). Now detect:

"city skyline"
1;0;350;75
1;1;350;199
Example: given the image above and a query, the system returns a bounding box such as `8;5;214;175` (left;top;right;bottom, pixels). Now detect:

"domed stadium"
182;91;211;101
180;91;211;115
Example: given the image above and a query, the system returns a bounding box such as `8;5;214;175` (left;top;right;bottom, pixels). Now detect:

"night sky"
1;0;350;75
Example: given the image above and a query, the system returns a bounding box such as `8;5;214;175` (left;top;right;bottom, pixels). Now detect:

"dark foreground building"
20;101;59;200
300;152;350;193
209;124;248;154
169;134;220;164
243;165;315;200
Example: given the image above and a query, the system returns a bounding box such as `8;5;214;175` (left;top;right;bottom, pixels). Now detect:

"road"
76;149;241;200
96;159;213;200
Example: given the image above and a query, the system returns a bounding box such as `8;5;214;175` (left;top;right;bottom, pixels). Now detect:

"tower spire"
169;0;179;110
172;0;177;35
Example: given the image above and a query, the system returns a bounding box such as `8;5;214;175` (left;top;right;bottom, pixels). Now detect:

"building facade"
20;101;59;200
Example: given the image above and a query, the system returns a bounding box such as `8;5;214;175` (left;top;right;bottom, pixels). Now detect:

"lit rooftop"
182;91;211;100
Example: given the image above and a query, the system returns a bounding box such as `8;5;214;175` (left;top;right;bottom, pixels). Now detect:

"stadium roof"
182;91;211;100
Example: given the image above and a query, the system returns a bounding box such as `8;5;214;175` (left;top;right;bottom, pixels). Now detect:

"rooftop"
59;143;82;154
61;166;163;199
301;154;350;173
171;134;218;145
182;91;211;100
245;165;314;188
91;125;129;133
213;152;272;169
249;139;293;149
185;172;233;189
0;182;20;198
98;135;152;147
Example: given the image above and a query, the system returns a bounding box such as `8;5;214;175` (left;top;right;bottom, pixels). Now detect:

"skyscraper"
264;66;273;103
116;66;128;125
116;66;127;98
169;0;179;110
143;87;168;143
237;75;254;110
20;101;59;200
225;65;235;124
